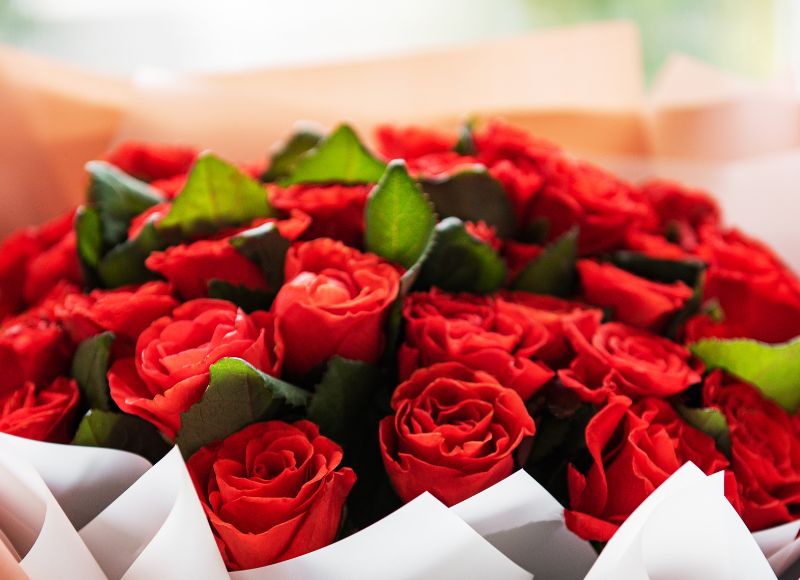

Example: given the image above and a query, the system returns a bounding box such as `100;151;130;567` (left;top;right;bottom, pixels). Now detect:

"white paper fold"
232;492;531;580
586;463;776;580
79;447;228;580
0;438;106;579
452;469;597;578
754;519;800;578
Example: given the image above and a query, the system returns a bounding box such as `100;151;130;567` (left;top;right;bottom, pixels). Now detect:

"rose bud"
577;260;693;331
380;362;535;506
704;371;800;531
559;321;701;403
187;420;355;571
272;238;400;378
0;377;79;442
565;395;737;542
399;290;554;400
108;299;283;439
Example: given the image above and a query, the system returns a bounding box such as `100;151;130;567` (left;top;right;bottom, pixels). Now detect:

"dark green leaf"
664;271;705;340
74;205;103;286
690;337;800;412
416;217;506;294
86;161;164;246
176;357;310;458
229;222;290;296
676;404;731;454
207;280;272;313
71;332;115;411
421;168;515;238
72;409;171;464
157;153;276;238
611;251;705;286
262;129;323;182
512;227;578;296
365;161;436;269
282;124;386;186
97;220;165;288
453;119;477;155
308;357;381;446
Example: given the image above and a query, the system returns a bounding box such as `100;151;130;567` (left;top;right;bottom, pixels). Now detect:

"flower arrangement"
1;120;799;572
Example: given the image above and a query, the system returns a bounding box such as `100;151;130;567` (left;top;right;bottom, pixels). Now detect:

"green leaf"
611;251;705;287
86;161;164;246
453;119;477;155
207;280;272;313
229;222;290;297
282;124;386;186
421;168;515;238
676;404;731;454
512;227;578;296
175;357;310;458
157;153;276;238
307;357;381;446
74;205;103;285
416;217;507;294
97;220;165;288
262;129;323;182
72;409;171;464
364;161;437;269
71;332;115;411
690;337;800;412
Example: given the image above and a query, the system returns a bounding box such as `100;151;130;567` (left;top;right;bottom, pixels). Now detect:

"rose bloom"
0;377;79;443
187;420;356;571
103;141;197;183
145;212;310;300
380;362;535;506
272;238;400;378
108;299;283;439
55;281;178;345
559;322;701;404
565;395;736;542
577;260;693;331
704;371;800;530
698;228;800;343
269;184;372;247
0;209;82;318
399;289;554;400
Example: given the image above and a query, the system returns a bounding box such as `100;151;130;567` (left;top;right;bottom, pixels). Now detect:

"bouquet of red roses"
1;119;799;575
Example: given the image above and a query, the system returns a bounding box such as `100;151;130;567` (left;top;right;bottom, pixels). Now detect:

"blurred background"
0;0;797;83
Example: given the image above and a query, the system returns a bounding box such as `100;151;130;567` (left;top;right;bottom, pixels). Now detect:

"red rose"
624;229;689;260
0;377;79;442
698;229;800;343
103;141;197;183
704;371;800;530
380;362;535;506
108;299;283;438
641;179;720;252
272;238;400;378
0;307;73;392
55;281;178;344
145;213;310;300
559;322;701;403
464;221;501;251
399;289;554;400
565;396;735;542
187;420;356;571
577;260;693;331
269;184;372;246
374;125;456;160
527;159;652;254
503;240;543;280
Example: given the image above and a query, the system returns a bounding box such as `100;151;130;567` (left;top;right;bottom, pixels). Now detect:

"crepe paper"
231;492;531;580
365;160;436;270
0;437;107;579
690;337;800;413
416;217;507;295
157;153;276;239
421;168;515;239
262;129;323;182
452;470;597;578
79;447;228;580
586;463;775;579
71;332;115;411
512;227;578;297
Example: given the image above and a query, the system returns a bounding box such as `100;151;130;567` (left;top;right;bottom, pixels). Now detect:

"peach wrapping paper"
0;18;797;266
